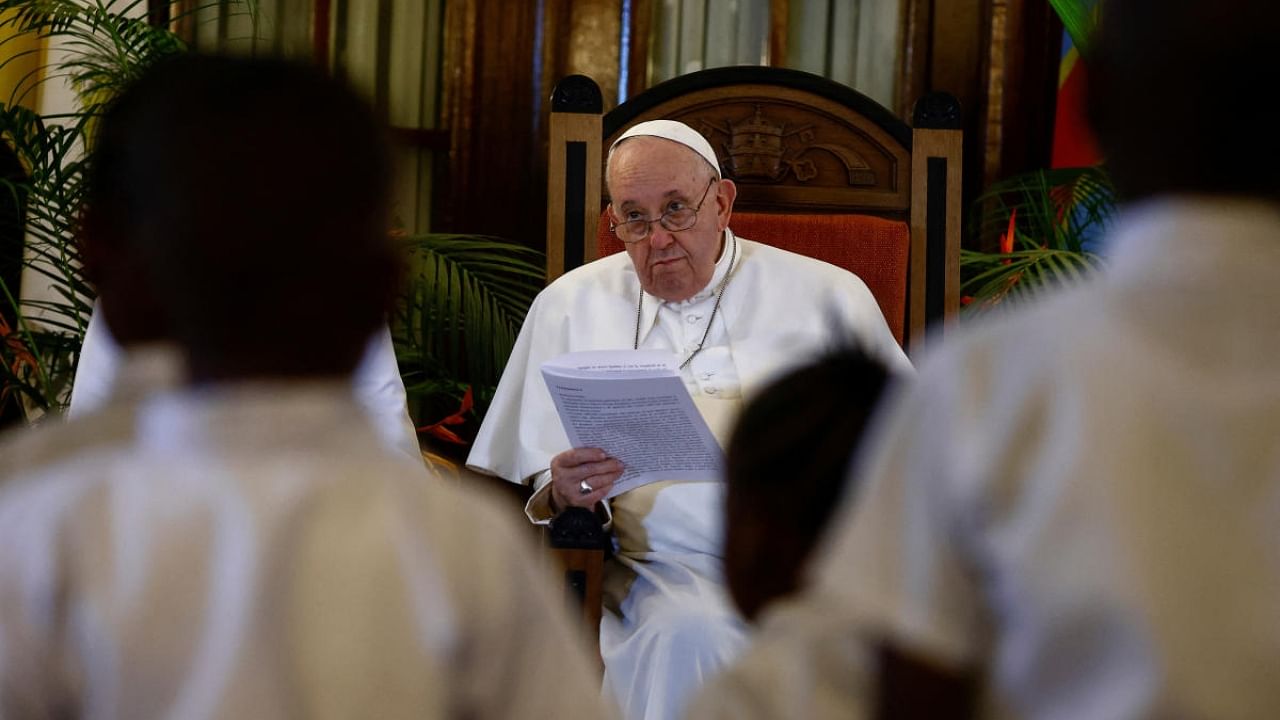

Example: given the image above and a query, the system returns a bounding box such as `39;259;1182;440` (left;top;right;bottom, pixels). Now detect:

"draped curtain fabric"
647;0;902;111
329;0;446;234
648;0;770;83
188;0;445;234
185;0;312;57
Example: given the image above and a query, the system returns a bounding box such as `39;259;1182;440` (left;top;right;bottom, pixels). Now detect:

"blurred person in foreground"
722;344;890;623
0;54;613;720
690;0;1280;717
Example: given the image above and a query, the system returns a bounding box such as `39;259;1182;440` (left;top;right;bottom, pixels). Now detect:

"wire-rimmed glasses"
609;178;716;244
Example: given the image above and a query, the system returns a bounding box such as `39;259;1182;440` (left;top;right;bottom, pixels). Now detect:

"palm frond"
0;0;256;426
963;165;1114;314
974;166;1115;251
391;233;545;422
0;0;193;109
961;245;1104;312
1049;0;1098;57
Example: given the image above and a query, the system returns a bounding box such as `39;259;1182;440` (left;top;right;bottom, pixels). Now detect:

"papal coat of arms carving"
694;106;877;187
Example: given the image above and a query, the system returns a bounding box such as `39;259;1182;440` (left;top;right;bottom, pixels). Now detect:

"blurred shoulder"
0;403;140;488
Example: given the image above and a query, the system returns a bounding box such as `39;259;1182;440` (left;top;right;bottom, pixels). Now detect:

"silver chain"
633;232;738;370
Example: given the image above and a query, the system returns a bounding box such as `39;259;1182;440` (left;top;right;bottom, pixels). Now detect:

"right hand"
550;447;623;512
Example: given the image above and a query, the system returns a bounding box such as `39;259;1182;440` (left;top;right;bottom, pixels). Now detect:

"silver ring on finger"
578;480;593;495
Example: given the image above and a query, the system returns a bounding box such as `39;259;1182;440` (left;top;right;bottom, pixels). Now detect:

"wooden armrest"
548;507;609;665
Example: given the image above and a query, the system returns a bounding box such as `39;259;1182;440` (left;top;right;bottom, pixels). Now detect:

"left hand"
549;447;623;512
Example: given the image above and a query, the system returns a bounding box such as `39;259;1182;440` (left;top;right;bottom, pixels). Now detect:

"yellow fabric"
0;13;45;110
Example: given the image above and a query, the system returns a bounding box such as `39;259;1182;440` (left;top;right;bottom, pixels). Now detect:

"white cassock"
68;301;422;460
0;369;616;720
467;229;910;720
689;199;1280;719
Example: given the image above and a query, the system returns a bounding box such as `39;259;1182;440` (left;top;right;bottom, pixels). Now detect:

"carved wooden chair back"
546;66;963;355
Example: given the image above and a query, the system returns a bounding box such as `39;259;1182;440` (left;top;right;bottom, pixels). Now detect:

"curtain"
647;0;902;111
649;0;769;84
788;0;901;109
190;0;445;233
185;0;311;57
331;0;446;234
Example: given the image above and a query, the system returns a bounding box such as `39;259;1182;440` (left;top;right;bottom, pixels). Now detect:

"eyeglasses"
609;178;716;244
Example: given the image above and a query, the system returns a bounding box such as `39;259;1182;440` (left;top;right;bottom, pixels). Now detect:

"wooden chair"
547;506;608;663
542;65;963;650
546;65;962;354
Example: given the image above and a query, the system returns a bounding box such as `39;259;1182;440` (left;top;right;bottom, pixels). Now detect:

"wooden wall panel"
924;0;986;240
435;0;1060;253
900;0;1061;249
438;0;544;244
439;0;625;249
983;0;1061;185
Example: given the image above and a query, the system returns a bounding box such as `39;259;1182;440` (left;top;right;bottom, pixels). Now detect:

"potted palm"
960;0;1111;311
0;0;194;424
961;165;1113;310
392;232;543;455
0;1;546;443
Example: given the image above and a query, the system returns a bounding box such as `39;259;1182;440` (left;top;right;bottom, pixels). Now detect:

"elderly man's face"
607;137;737;302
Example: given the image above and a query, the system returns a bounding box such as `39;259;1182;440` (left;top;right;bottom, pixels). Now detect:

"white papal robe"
690;199;1280;719
467;230;910;720
68;302;421;459
0;377;615;720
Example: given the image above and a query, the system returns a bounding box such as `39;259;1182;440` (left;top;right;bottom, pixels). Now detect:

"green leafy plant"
0;1;548;440
0;103;86;417
392;233;544;452
960;0;1112;313
961;165;1113;311
0;0;218;424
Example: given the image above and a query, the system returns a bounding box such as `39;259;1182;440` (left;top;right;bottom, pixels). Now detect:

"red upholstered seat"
597;211;910;346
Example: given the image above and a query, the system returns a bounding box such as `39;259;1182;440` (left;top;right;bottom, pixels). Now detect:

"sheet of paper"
541;350;723;497
540;349;677;378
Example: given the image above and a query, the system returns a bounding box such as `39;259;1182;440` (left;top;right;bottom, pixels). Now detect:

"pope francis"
466;119;911;720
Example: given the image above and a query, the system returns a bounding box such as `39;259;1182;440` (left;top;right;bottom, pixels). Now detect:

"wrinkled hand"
550;447;623;512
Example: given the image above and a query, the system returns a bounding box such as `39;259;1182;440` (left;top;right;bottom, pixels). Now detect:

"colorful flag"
1050;1;1101;168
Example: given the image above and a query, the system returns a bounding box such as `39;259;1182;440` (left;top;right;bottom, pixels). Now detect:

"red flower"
0;314;39;407
998;208;1017;264
416;386;474;445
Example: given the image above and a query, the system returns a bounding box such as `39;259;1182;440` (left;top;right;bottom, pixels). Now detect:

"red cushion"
597;211;909;345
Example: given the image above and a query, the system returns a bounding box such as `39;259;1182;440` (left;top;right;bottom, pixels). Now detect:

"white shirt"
467;229;909;720
521;234;747;524
468;229;911;503
68;305;421;460
0;380;615;720
690;198;1280;719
